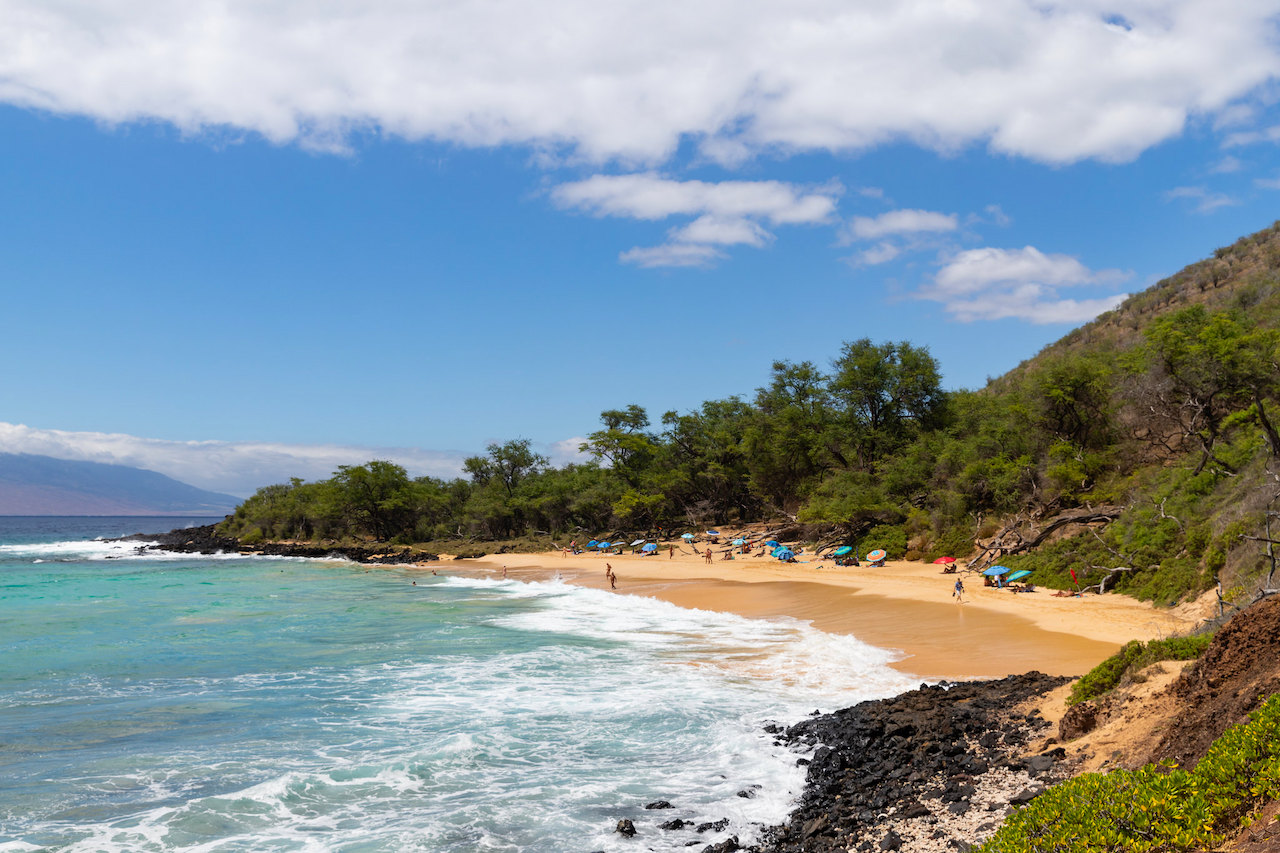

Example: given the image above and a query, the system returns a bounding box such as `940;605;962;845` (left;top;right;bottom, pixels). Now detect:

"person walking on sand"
953;578;964;601
609;569;617;589
669;545;674;559
705;549;713;564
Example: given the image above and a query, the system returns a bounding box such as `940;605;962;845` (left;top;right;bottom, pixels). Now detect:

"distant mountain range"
0;453;241;515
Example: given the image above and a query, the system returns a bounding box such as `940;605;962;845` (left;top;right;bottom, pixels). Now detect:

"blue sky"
3;1;1280;495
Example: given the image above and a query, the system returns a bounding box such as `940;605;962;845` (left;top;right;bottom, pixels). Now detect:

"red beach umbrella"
933;557;956;564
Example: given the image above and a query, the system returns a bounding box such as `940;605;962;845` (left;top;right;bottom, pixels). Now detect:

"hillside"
0;453;240;515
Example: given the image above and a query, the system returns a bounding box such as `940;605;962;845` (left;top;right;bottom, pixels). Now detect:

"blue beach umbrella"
984;564;1010;588
766;540;779;547
834;545;853;556
587;540;598;547
642;543;657;552
774;548;795;560
681;533;695;540
732;538;745;545
1007;570;1032;582
597;541;611;549
706;530;720;536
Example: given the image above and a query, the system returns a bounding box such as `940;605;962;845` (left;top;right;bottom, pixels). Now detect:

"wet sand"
433;549;1197;681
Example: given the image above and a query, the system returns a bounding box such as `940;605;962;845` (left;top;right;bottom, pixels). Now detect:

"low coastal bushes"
1068;634;1215;706
980;692;1280;853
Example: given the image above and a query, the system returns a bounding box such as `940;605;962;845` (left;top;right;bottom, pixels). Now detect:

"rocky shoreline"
617;673;1069;853
125;523;439;564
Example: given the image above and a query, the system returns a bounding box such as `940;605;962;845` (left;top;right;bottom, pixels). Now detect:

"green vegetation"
1068;634;1216;707
223;222;1280;605
979;692;1280;853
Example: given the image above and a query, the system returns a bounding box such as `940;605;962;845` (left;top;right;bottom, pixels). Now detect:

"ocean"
0;517;917;852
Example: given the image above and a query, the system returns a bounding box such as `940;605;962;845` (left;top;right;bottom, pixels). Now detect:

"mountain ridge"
0;453;239;516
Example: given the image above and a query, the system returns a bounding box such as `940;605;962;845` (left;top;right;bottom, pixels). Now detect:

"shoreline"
444;549;1199;680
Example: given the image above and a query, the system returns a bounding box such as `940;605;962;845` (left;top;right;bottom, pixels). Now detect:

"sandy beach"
441;547;1199;680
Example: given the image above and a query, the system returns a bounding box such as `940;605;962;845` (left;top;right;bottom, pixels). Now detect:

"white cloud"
847;209;958;240
0;422;466;497
850;242;902;266
0;2;1275;165
620;243;726;268
1210;155;1243;174
546;437;591;467
556;173;838;267
1223;125;1280;148
551;173;839;224
670;215;772;247
922;246;1130;323
1164;185;1238;212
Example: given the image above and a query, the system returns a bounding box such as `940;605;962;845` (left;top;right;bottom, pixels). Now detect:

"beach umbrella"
866;549;887;562
766;540;779;547
1007;570;1032;582
706;529;720;536
642;543;657;552
681;533;695;540
834;546;853;556
732;538;745;545
630;539;645;546
982;566;1009;576
597;541;611;549
774;548;794;560
932;556;956;565
587;540;598;547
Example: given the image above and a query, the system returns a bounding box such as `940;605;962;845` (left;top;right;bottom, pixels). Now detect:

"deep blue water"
0;517;914;852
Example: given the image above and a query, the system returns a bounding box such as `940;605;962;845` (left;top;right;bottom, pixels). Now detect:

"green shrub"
1068;634;1214;706
981;693;1280;853
1069;640;1145;706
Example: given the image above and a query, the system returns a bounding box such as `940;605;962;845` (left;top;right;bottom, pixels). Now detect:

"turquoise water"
0;518;915;852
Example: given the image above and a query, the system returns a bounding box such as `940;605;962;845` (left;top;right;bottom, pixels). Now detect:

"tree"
1137;306;1280;473
463;439;548;496
331;461;415;540
827;339;946;468
743;360;835;512
580;405;658;487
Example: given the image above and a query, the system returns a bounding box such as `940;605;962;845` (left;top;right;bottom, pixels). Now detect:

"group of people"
604;563;617;589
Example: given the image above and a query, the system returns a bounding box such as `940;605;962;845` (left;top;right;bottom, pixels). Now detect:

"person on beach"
669;545;674;559
953;578;964;601
705;549;713;564
605;563;612;580
502;566;508;579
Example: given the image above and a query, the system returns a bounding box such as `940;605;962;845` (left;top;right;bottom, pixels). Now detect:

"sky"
4;1;1280;496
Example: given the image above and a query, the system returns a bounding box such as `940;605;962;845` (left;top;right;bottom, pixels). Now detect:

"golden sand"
426;547;1196;681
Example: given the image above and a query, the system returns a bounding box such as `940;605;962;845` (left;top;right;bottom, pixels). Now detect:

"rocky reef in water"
125;523;438;564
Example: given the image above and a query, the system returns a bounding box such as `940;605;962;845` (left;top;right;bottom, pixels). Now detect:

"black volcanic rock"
745;673;1069;853
129;524;437;564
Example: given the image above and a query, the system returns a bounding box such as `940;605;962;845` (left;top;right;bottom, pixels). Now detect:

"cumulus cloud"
921;246;1130;323
0;422;467;497
554;173;839;267
1164;185;1237;213
551;173;839;224
0;2;1275;165
851;242;902;267
846;209;958;241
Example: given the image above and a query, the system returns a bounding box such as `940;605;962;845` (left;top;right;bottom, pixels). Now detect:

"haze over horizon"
5;1;1280;495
